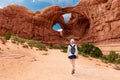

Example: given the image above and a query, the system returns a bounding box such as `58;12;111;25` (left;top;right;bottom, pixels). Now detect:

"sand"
0;40;120;80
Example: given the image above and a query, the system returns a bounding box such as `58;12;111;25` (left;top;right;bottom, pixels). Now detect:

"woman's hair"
70;38;75;44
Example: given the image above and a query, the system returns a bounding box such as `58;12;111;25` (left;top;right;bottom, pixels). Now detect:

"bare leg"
70;59;75;69
70;59;75;74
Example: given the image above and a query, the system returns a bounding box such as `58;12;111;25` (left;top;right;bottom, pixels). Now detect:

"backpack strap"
70;44;75;48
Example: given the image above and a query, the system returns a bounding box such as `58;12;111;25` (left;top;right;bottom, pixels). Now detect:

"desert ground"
0;40;120;80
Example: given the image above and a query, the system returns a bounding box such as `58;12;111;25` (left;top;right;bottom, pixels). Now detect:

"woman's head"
70;38;75;44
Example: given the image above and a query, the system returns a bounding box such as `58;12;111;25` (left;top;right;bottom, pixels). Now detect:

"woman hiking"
67;39;78;74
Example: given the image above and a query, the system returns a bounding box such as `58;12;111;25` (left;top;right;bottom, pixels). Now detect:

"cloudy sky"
0;0;80;31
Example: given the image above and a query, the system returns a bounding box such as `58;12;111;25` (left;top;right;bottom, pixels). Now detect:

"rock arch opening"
52;23;62;31
60;12;91;39
51;11;91;39
62;13;71;23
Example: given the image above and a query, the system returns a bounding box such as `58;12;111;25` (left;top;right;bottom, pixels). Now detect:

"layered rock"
0;0;120;45
69;0;120;44
0;5;64;45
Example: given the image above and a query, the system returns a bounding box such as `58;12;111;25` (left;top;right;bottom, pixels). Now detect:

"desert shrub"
80;52;89;57
77;46;82;54
60;46;67;53
79;42;103;58
11;36;26;43
115;59;120;64
107;51;119;63
4;32;11;40
11;36;47;51
49;43;53;49
80;42;94;54
101;55;109;63
47;43;60;49
101;51;120;64
27;40;47;51
91;47;103;58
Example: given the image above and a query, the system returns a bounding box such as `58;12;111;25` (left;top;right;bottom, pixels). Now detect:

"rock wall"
0;5;64;45
73;0;120;43
0;0;120;45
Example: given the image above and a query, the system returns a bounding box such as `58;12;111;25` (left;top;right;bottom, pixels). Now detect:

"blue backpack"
70;45;76;54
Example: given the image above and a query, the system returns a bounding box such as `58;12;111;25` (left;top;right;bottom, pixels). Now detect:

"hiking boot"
71;69;75;74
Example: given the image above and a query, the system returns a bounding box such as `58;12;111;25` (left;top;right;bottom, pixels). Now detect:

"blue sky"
0;0;80;31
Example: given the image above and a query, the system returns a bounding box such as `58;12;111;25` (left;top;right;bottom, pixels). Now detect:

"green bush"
27;40;47;51
11;36;26;43
101;55;109;63
60;46;67;53
11;36;47;51
115;59;120;64
49;43;53;49
107;51;119;63
77;46;82;54
80;52;89;57
91;47;103;58
79;42;103;58
101;51;120;64
4;32;11;40
80;42;94;54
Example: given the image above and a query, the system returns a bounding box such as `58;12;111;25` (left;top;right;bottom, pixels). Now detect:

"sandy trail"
0;41;120;80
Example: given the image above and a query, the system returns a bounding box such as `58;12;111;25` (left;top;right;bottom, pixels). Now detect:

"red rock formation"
0;5;65;45
70;0;120;44
0;0;120;45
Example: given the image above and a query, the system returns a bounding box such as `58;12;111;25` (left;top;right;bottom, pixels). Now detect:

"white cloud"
0;6;3;9
32;0;35;3
57;29;63;32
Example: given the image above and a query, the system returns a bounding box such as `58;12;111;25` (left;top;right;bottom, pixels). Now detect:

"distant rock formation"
0;0;120;45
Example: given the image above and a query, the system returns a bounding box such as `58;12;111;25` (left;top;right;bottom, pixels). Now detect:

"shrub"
80;52;89;57
107;51;119;63
4;32;11;40
60;46;67;53
79;42;103;58
91;47;103;58
11;36;47;51
101;51;120;64
80;42;94;54
49;43;53;49
11;36;25;43
77;46;82;54
115;59;120;64
27;40;47;51
101;55;109;63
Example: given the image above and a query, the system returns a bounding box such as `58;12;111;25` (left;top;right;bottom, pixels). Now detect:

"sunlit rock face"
0;0;120;45
71;0;120;44
0;5;64;45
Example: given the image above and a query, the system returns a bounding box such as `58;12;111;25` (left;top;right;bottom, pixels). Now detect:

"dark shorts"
68;55;77;59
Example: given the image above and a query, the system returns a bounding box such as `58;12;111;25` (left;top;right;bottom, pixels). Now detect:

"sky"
0;0;80;31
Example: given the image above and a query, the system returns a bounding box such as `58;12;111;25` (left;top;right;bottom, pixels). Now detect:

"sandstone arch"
0;4;91;45
0;0;120;45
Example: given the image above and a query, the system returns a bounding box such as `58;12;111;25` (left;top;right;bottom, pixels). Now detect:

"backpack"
70;45;76;54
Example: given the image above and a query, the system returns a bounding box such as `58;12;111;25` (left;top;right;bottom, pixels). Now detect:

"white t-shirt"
67;44;78;57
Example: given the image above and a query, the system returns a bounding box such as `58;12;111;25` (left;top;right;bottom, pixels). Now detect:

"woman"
67;39;78;74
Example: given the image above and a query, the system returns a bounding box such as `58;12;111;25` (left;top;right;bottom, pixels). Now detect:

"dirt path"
0;41;120;80
22;50;120;80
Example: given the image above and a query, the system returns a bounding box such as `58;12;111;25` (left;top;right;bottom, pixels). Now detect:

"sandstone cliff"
72;0;120;43
0;0;120;45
